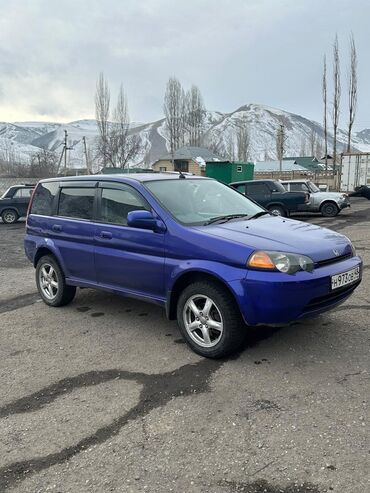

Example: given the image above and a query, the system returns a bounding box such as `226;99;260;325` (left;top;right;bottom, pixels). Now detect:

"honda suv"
25;174;362;358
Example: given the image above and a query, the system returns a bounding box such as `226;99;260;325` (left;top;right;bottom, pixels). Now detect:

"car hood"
313;191;347;199
197;216;352;262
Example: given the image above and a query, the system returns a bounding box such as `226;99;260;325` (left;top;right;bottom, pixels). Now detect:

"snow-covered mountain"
0;104;369;170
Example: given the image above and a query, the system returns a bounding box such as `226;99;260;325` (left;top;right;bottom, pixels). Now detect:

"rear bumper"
230;256;362;326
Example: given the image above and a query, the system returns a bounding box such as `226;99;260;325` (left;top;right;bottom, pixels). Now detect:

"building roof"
157;146;223;163
254;160;307;172
283;156;322;170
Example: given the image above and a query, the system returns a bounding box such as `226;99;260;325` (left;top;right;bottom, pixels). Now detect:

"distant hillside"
1;104;369;170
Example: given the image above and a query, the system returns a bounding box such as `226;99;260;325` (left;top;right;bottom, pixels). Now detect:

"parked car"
0;184;35;224
281;180;350;217
229;179;309;217
349;185;370;200
25;174;362;358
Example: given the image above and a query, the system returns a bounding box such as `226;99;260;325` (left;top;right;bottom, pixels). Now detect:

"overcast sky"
0;0;369;130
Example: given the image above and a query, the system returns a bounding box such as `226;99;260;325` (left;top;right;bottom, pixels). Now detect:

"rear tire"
268;205;286;217
176;281;246;358
321;202;339;217
36;255;76;307
1;209;18;224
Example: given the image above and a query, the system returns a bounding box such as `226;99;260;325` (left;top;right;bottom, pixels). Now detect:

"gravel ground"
0;200;369;493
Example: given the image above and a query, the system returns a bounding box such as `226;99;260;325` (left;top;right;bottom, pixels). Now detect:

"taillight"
26;185;38;222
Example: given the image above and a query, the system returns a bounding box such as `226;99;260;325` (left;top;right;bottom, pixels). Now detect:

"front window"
145;179;264;225
100;186;149;225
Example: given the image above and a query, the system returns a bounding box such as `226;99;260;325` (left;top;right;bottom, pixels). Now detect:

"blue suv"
25;174;362;358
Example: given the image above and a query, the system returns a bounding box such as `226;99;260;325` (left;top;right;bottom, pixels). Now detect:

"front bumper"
230;256;362;326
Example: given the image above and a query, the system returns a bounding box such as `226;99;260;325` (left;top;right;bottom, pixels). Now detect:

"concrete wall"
253;171;337;190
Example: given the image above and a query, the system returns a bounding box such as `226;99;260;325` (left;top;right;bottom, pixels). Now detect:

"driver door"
94;182;165;299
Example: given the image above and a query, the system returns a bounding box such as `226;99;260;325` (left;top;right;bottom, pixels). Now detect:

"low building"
152;146;223;175
283;156;323;171
205;161;254;184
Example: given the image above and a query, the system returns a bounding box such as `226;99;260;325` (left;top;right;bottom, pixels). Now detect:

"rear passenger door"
12;187;34;216
245;183;271;207
51;182;97;282
94;182;165;299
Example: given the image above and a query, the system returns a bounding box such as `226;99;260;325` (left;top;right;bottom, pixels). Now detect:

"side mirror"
127;210;166;232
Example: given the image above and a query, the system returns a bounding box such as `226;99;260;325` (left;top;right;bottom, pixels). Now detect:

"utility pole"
64;130;68;176
277;124;286;172
82;136;90;174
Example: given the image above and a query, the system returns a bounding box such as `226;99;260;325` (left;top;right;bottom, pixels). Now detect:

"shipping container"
340;153;370;191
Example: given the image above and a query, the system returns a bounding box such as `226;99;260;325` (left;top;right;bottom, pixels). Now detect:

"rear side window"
14;188;34;198
58;187;95;220
246;183;269;195
290;183;309;192
31;182;59;215
100;186;148;225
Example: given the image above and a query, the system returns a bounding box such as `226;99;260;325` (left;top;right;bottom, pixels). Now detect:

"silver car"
281;180;350;217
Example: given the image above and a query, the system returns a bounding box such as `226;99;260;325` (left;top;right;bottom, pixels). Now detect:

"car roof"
230;179;277;185
40;173;211;184
280;179;309;183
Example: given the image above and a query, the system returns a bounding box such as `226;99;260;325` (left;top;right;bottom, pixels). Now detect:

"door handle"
52;224;62;232
100;231;112;239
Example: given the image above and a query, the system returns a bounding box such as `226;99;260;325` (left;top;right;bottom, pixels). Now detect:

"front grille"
304;280;360;311
315;253;352;268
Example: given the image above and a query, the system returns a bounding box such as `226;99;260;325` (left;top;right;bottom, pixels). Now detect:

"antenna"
178;170;186;179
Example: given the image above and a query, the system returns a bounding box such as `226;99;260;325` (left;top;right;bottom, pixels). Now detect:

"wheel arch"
319;199;339;210
34;246;62;269
166;270;240;320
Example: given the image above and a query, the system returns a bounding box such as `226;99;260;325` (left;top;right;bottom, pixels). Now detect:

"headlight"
247;250;314;275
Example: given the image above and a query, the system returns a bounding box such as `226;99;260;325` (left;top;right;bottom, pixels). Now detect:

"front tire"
176;281;246;358
2;209;19;224
268;205;286;217
36;255;76;307
321;202;339;217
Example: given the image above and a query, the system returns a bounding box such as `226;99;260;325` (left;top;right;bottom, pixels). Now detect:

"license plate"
331;266;360;290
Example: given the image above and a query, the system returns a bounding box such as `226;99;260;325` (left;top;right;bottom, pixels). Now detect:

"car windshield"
145;179;264;225
308;181;320;193
0;187;13;199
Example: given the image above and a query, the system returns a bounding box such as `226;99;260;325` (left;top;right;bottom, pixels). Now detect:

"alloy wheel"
39;263;59;300
183;294;224;348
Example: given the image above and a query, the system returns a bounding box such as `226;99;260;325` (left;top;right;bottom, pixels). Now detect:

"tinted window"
246;183;269;195
58;187;95;220
234;184;246;193
14;188;34;198
31;182;59;215
100;186;148;225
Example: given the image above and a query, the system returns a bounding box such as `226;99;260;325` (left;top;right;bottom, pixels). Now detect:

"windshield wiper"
204;213;249;225
247;211;271;220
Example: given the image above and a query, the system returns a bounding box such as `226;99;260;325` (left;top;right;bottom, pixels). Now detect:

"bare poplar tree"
322;54;328;170
106;84;141;168
347;33;358;152
309;128;318;156
95;72;110;167
186;85;206;146
163;77;185;162
95;75;140;168
332;35;341;169
235;115;250;161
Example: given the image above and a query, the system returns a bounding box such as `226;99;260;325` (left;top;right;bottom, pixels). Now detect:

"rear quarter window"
31;182;59;215
58;187;95;220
